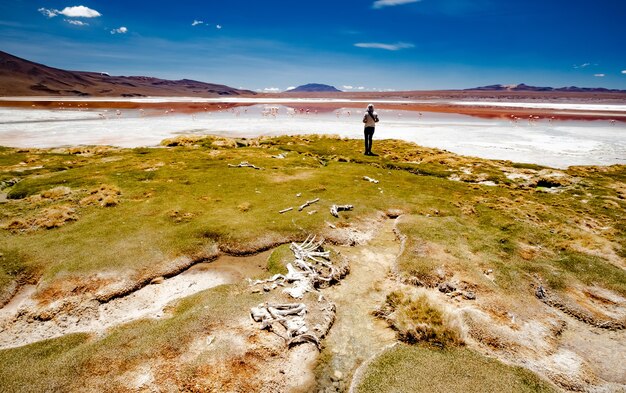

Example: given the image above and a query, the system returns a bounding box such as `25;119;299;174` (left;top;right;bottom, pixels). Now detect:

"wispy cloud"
38;6;101;18
286;86;296;91
621;70;626;74
372;0;421;9
354;42;414;51
65;19;88;26
216;24;223;30
342;85;354;90
573;63;591;69
262;87;280;92
111;26;128;35
38;8;58;18
191;20;204;26
594;73;605;77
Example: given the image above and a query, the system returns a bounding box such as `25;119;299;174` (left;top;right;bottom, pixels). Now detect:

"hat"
367;103;374;110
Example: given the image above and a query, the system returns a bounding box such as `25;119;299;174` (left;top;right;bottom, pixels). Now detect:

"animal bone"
330;204;354;217
298;198;320;211
250;236;341;299
251;303;308;338
279;207;293;214
228;161;262;170
288;333;320;350
363;176;379;184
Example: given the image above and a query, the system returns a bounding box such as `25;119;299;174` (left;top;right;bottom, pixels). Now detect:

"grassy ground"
1;135;624;391
1;135;506;298
356;344;557;393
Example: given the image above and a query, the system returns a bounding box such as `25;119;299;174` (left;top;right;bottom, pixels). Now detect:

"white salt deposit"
448;101;626;113
1;104;624;168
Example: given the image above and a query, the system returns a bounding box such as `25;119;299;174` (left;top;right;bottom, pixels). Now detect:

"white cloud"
286;86;296;91
191;20;204;26
39;6;101;18
372;0;421;9
594;73;605;77
621;70;626;74
65;19;88;26
59;6;101;18
216;24;223;29
342;85;354;90
357;86;365;90
263;87;281;92
111;26;128;35
354;42;414;51
573;62;591;69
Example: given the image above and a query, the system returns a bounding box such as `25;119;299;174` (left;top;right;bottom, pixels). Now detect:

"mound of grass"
0;333;90;392
376;291;462;348
266;244;291;275
357;344;556;393
0;248;33;299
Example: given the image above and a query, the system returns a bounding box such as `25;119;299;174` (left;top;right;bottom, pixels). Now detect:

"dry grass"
375;291;462;348
3;205;78;231
79;184;121;207
237;202;252;212
40;186;72;199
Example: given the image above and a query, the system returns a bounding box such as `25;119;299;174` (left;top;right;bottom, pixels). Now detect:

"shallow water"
1;104;625;168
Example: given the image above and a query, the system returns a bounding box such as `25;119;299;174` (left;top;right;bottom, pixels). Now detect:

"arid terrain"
0;135;624;392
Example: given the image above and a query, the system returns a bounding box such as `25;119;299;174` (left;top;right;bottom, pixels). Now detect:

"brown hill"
467;83;626;93
0;51;254;97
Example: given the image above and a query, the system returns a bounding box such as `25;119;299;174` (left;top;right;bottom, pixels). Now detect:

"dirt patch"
316;218;399;392
0;251;269;349
536;285;626;330
173;319;318;393
561;317;626;385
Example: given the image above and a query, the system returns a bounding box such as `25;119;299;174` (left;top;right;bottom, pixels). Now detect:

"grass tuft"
377;291;462;348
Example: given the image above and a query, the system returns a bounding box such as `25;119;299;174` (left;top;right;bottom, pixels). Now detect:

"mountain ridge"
286;83;342;93
467;83;626;93
0;51;254;97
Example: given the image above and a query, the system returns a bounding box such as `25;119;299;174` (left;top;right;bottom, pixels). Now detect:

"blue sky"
1;0;626;91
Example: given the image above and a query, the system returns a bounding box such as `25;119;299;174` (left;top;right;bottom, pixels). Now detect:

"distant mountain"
0;51;254;97
467;83;626;93
286;83;342;93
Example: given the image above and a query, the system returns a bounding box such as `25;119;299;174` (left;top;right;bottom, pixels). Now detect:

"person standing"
362;104;379;155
